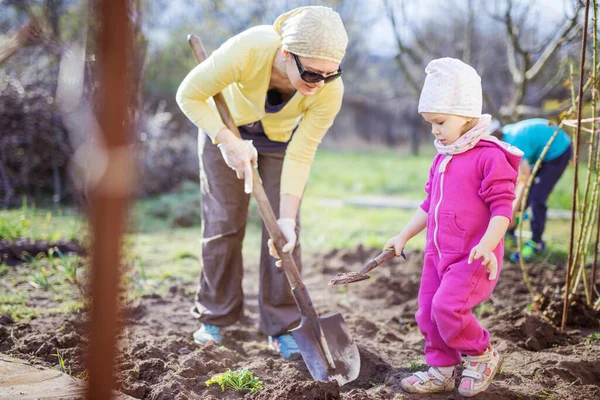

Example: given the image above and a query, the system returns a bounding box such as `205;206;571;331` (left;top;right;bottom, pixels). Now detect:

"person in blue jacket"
490;118;572;262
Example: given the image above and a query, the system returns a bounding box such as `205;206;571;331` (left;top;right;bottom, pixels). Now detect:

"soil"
1;245;599;399
0;238;84;265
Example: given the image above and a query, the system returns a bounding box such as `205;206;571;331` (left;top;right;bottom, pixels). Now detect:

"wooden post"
86;1;133;399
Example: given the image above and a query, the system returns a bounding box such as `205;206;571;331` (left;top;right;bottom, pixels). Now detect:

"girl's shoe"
459;344;503;398
193;324;223;345
400;366;456;394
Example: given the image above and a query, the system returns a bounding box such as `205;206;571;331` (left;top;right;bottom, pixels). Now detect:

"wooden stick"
86;1;133;399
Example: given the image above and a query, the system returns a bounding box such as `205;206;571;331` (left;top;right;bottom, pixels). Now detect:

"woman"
175;6;348;358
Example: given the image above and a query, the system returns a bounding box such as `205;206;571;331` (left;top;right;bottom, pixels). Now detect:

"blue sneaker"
268;333;300;358
193;324;223;345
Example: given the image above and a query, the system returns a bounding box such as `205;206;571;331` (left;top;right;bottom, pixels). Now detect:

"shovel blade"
291;312;360;386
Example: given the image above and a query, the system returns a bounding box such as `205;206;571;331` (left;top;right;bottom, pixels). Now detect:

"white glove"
268;218;297;266
217;140;258;194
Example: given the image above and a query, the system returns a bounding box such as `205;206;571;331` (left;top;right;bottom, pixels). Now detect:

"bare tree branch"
525;7;583;79
0;20;41;65
383;0;421;95
463;0;475;64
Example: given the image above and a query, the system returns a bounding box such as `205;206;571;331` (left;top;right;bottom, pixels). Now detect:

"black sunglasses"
292;53;342;84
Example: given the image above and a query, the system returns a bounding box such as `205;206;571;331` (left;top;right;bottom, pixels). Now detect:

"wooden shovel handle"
187;34;302;289
358;248;405;275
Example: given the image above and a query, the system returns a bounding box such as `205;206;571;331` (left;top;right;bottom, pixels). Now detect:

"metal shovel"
329;248;406;286
187;34;360;385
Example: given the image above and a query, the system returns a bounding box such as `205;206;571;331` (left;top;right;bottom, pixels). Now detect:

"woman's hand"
267;218;296;267
216;130;258;194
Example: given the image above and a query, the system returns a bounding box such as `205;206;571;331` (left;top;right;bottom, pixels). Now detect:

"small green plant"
205;368;263;394
408;360;425;373
135;256;147;282
27;254;52;289
475;302;490;319
51;248;80;285
77;369;89;380
584;332;600;344
535;389;557;399
0;263;9;277
28;260;52;289
52;349;71;375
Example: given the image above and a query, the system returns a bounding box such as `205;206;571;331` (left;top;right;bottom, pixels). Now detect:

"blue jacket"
501;118;571;164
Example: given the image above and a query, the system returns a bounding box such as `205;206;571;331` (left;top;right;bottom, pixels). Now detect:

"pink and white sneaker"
459;344;503;397
400;366;456;394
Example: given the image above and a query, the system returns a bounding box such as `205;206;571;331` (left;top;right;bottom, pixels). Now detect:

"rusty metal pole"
86;0;133;399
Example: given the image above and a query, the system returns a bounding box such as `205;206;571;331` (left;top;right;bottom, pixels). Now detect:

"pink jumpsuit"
417;139;521;367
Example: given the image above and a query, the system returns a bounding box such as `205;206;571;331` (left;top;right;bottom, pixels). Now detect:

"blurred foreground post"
86;0;134;399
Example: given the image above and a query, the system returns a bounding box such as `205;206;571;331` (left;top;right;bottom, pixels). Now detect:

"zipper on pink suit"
433;156;451;259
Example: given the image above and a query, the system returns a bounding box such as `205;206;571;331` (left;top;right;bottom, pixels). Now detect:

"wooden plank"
0;355;134;400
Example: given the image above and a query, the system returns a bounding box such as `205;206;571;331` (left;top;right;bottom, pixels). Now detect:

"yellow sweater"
176;26;344;197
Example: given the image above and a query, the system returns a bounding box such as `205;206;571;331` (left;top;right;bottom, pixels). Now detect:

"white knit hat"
418;58;482;118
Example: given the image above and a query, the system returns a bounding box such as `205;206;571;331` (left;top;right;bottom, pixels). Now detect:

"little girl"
384;58;522;397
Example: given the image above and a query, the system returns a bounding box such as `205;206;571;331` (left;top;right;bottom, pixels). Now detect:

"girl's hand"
384;234;407;257
468;243;498;280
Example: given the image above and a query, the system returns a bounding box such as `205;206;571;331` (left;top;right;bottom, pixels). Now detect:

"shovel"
329;248;406;286
187;34;360;385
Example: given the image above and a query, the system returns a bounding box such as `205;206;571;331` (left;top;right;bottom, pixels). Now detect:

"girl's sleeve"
280;79;344;197
419;156;439;213
175;35;247;142
478;150;518;220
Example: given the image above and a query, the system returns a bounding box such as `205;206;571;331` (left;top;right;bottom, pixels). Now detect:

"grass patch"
584;332;600;345
52;349;72;375
0;201;82;242
0;299;39;322
408;360;426;373
306;148;435;200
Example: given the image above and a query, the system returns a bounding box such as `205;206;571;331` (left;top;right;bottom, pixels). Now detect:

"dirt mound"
533;286;600;328
251;380;341;400
0;238;84;264
485;308;571;351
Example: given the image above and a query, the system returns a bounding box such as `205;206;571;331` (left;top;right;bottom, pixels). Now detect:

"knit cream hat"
418;58;482;118
273;6;348;64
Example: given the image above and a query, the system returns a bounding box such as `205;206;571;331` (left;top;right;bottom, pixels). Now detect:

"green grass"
306;148;575;209
0;200;83;242
408;360;426;373
584;332;600;345
305;148;435;200
0;247;85;322
52;349;72;375
0;291;39;321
